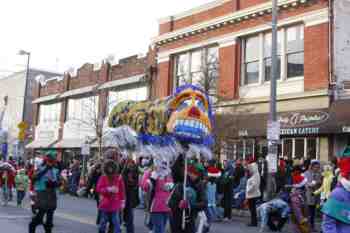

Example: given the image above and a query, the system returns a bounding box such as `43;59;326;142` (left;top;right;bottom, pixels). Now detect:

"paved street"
0;193;277;233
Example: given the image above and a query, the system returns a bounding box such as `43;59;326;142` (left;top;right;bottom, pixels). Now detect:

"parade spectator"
87;163;102;225
15;168;29;207
122;158;140;233
68;158;81;195
206;166;222;222
257;156;268;201
304;160;322;231
232;173;247;209
29;150;60;233
290;166;311;233
142;159;173;233
168;164;208;233
221;160;234;221
258;192;290;232
246;160;261;227
314;164;334;206
96;160;125;233
322;152;350;233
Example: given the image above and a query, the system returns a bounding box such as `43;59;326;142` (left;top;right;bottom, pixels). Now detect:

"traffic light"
18;121;28;141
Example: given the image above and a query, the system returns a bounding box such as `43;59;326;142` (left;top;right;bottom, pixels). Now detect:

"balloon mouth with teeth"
173;119;210;139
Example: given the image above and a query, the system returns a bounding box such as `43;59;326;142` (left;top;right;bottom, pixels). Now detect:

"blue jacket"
34;165;60;192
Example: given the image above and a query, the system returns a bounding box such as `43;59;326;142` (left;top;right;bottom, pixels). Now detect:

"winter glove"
107;186;117;193
121;200;126;209
179;200;189;209
150;171;158;180
163;182;174;192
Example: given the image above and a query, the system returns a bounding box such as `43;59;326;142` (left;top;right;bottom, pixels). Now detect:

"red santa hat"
338;157;350;179
207;166;221;178
292;167;307;188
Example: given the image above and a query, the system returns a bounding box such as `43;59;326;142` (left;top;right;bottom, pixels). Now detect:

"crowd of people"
1;148;350;233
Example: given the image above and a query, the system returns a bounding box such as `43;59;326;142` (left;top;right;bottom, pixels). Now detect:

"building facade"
0;69;61;158
29;53;156;162
152;0;350;161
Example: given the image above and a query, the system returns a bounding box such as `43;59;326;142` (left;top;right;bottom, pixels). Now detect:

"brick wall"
156;61;173;98
304;22;329;91
159;0;240;34
218;41;241;99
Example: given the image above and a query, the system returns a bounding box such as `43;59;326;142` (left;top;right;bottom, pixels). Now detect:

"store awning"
26;140;56;149
215;100;350;138
32;94;60;104
53;138;86;149
98;74;146;90
60;85;98;98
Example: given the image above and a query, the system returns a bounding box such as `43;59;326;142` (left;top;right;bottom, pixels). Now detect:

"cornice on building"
153;0;320;46
156;7;329;62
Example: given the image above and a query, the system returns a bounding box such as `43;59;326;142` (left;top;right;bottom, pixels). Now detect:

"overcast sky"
0;0;212;77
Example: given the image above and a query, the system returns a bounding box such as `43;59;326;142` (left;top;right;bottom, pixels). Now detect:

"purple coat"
322;185;350;233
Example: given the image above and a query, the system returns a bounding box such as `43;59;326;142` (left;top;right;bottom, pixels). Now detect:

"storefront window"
307;138;317;159
295;138;305;159
283;139;293;159
282;137;318;159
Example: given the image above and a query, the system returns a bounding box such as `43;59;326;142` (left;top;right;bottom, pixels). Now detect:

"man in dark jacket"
168;164;208;233
122;158;140;233
29;150;60;233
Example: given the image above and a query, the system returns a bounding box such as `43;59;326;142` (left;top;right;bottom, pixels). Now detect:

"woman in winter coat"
322;155;350;233
303;160;322;231
96;160;125;233
142;159;173;233
221;160;234;221
245;161;261;227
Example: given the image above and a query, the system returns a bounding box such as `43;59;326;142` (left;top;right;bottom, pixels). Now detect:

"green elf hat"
45;149;57;160
342;146;350;157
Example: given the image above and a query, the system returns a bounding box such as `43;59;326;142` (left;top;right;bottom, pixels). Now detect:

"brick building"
152;0;350;161
28;52;156;162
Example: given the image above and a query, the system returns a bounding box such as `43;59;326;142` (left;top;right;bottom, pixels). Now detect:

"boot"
29;223;36;233
44;225;52;233
276;217;288;232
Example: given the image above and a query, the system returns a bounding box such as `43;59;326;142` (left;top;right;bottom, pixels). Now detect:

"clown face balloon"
167;86;212;142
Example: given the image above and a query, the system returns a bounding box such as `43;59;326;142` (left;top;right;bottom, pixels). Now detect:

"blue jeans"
17;190;25;206
138;187;144;208
150;213;168;233
207;206;220;222
99;211;121;233
123;207;134;233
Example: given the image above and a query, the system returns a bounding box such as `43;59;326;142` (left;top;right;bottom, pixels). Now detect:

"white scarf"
340;176;350;192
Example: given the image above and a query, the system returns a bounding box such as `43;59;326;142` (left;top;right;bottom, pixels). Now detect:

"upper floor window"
39;102;61;123
242;24;304;86
67;96;99;122
174;46;219;96
108;86;148;114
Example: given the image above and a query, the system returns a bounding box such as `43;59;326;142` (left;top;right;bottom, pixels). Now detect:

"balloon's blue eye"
195;99;205;112
178;99;191;111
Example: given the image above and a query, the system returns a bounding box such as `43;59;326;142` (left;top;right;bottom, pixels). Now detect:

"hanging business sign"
343;126;350;133
278;111;329;128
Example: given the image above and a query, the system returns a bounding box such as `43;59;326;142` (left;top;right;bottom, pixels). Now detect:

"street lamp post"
266;0;279;201
18;50;31;159
18;50;31;122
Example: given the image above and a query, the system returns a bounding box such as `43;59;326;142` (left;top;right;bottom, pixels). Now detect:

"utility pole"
266;0;279;201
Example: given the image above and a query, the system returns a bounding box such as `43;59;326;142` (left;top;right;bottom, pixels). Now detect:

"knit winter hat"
207;166;221;178
188;164;201;177
292;166;307;188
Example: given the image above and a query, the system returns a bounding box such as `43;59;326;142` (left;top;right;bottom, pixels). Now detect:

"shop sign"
267;121;280;141
238;129;248;137
280;127;320;135
343;126;350;133
279;111;329;127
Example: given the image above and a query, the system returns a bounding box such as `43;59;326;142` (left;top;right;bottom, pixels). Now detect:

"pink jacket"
142;171;173;213
96;175;125;212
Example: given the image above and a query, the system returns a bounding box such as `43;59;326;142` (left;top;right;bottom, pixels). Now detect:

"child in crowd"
15;168;29;207
96;160;125;233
